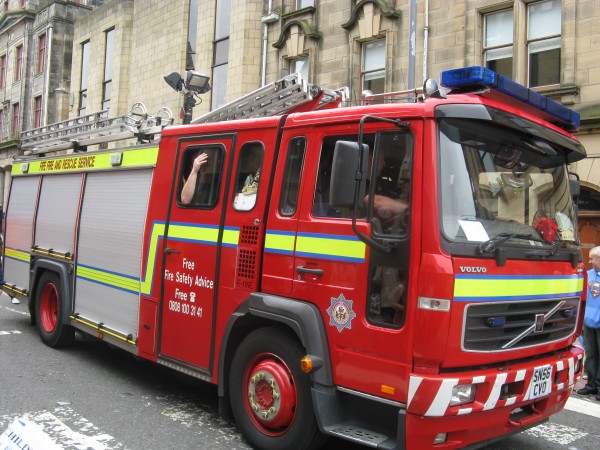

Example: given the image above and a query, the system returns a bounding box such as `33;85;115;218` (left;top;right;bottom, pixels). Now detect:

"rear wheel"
229;327;326;450
35;272;75;348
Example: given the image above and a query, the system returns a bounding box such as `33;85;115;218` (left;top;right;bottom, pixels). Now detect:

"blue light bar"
440;66;580;130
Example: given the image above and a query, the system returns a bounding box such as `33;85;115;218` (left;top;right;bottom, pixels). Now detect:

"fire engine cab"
2;67;587;449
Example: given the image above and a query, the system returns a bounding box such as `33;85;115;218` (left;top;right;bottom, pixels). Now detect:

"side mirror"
568;172;580;197
329;141;368;209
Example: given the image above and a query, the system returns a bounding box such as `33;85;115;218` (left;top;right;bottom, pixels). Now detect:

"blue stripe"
455;274;582;280
295;251;364;263
264;248;294;256
455;291;583;302
297;232;360;241
267;230;296;236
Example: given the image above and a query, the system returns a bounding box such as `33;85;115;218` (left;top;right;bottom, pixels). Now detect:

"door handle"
296;266;324;276
164;247;180;254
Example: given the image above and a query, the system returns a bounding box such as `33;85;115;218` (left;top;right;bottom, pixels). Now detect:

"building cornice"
342;0;400;30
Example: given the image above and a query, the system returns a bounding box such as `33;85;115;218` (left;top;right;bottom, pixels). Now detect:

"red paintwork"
40;282;58;333
128;90;583;449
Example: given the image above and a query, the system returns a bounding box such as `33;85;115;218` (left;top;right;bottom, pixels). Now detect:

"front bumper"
405;346;583;449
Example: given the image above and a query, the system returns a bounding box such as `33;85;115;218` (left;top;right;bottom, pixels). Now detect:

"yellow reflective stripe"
70;315;136;345
77;265;140;293
140;222;165;295
4;248;30;262
265;231;296;254
223;227;240;247
140;222;239;295
12;147;159;175
296;232;365;262
454;275;584;300
167;223;220;243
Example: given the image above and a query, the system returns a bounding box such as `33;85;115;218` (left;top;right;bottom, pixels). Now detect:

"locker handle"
164;247;180;254
296;266;324;276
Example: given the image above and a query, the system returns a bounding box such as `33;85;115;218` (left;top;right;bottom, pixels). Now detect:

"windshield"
438;117;578;250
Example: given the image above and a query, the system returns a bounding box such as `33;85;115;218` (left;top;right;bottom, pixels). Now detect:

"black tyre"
229;327;327;450
35;272;75;348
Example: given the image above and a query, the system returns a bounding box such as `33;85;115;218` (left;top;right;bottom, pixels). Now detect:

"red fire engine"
2;67;587;449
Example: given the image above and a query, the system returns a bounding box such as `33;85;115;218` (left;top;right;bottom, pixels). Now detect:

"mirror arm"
351;115;406;253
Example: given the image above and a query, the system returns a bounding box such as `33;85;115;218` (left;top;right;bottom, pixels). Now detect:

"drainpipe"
43;23;53;125
261;0;279;86
407;0;416;92
423;0;429;83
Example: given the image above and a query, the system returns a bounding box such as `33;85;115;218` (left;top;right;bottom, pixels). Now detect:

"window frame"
232;142;265;212
102;28;115;112
279;137;307;217
289;57;308;81
178;144;225;208
15;45;23;82
527;0;561;88
361;39;386;96
0;54;6;88
79;40;90;116
12;102;20;136
482;9;514;78
34;96;43;128
37;33;47;74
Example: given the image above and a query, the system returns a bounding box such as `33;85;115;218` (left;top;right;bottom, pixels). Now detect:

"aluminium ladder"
19;74;347;155
193;73;348;124
20;103;174;155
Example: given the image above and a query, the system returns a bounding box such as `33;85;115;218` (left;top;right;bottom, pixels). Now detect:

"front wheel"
229;327;327;450
35;272;75;348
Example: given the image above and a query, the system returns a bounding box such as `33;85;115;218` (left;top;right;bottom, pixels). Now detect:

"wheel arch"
29;259;73;325
218;293;333;398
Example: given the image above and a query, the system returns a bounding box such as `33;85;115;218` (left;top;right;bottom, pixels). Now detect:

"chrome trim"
336;386;406;409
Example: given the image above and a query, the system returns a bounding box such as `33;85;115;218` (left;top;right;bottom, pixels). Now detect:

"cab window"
178;145;224;208
233;142;264;211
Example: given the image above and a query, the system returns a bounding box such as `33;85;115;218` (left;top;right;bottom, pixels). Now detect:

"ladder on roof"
19;74;348;155
193;73;349;124
20;103;174;155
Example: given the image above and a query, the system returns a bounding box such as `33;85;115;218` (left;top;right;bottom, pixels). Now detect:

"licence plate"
524;364;553;400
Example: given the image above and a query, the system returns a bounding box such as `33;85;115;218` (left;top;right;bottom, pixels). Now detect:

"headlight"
449;384;476;406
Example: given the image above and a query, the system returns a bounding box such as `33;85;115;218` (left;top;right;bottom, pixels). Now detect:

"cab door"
160;135;233;370
291;122;421;401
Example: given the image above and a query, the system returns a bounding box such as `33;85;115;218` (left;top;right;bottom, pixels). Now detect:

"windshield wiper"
478;232;548;254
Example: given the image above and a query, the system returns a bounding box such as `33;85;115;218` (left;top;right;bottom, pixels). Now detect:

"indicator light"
301;356;313;374
381;385;395;395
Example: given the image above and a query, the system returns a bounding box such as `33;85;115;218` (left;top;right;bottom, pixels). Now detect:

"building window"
187;0;199;70
297;0;314;8
362;40;385;95
290;57;308;81
212;0;230;110
483;9;513;78
15;45;23;81
12;103;20;136
34;96;43;128
0;55;6;88
102;28;115;112
528;0;561;88
37;33;47;73
79;41;90;116
0;110;3;141
3;1;8;12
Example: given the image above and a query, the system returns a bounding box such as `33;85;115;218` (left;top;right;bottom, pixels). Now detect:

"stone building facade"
5;0;600;252
0;0;103;207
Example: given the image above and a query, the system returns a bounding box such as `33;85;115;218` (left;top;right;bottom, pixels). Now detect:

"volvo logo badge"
534;313;545;334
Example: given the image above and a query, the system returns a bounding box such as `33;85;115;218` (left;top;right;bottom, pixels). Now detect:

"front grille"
463;297;579;352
